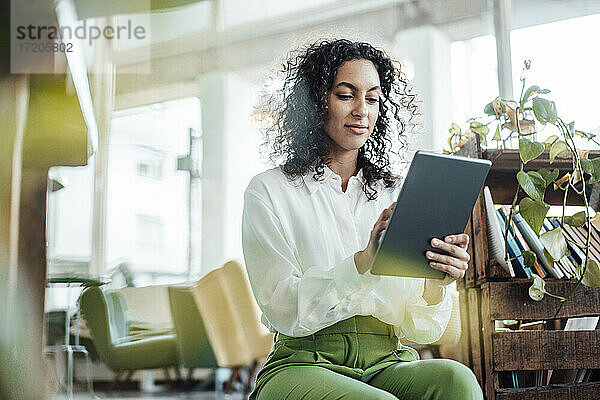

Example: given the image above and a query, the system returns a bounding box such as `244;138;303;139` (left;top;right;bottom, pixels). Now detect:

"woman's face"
323;58;381;155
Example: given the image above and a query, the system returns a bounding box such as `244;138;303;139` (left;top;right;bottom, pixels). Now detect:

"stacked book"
483;187;599;280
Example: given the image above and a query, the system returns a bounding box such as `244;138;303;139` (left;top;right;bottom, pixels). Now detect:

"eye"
366;97;379;104
336;94;353;100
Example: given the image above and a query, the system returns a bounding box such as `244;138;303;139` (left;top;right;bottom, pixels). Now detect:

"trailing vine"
447;61;600;317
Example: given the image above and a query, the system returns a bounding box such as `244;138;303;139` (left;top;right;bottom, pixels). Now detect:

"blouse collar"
302;165;365;195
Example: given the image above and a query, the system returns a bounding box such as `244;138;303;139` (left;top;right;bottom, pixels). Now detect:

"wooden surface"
492;330;600;370
485;281;600;320
463;215;475;288
495;382;600;400
483;148;600;206
471;191;489;286
468;288;485;388
481;282;500;400
458;289;472;366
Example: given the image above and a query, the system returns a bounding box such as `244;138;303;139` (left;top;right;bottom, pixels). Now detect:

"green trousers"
251;316;483;400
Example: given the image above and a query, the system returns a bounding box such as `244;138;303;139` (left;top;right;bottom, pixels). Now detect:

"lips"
345;124;368;135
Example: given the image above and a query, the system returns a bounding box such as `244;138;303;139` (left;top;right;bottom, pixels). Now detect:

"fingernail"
432;239;440;245
446;237;453;243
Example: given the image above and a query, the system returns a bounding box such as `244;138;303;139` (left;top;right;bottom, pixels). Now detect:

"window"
135;215;164;247
450;35;498;130
451;13;600;149
107;97;202;284
510;13;600;147
135;146;164;179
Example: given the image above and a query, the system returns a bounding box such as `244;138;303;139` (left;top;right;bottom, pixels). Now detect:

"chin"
341;138;368;151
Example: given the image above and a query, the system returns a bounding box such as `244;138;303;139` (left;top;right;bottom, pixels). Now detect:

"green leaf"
549;140;571;163
532;97;557;124
543;135;559;149
581;157;600;184
540;227;568;260
564;211;586;227
575;129;596;140
522;250;537;268
528;273;546;301
582;259;600;287
484;102;495;116
567;121;575;137
518;198;550;235
517;170;547;201
543;248;555;266
537;168;559;187
470;121;490;136
581;158;592;174
522;85;540;104
492;125;502;141
519;138;545;164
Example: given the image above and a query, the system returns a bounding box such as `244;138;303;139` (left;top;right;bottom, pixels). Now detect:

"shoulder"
245;167;302;202
245;167;287;195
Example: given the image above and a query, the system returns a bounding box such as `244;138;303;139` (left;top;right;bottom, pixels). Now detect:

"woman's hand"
423;233;470;304
354;202;396;274
426;233;470;284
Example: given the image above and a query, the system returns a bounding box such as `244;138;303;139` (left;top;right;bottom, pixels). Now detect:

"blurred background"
1;0;600;398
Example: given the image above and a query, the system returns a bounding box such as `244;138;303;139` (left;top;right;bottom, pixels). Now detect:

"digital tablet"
370;150;492;279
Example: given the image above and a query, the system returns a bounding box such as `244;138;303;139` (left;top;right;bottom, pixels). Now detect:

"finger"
429;262;465;281
377;208;393;223
376;219;390;235
441;274;455;286
382;208;392;221
444;233;469;249
426;251;468;270
430;239;470;262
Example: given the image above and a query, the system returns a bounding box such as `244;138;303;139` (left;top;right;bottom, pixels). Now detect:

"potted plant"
446;60;600;315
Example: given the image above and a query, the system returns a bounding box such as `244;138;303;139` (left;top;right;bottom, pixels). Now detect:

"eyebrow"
335;82;381;92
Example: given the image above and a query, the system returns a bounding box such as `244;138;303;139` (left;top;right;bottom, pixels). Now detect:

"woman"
242;39;483;400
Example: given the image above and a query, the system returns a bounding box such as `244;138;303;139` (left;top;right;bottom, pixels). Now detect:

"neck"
326;146;359;192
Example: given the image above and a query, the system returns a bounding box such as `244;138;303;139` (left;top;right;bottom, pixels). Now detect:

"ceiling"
110;0;600;106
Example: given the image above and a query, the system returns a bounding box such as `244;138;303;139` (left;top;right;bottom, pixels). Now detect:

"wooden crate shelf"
466;281;600;400
456;137;600;400
495;382;600;400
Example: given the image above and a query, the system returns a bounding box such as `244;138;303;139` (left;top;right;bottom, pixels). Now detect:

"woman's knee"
425;359;483;399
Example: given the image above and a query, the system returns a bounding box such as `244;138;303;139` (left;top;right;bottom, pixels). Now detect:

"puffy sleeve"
396;279;452;344
242;190;380;337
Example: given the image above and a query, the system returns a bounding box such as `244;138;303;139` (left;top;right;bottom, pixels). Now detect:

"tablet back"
370;151;491;279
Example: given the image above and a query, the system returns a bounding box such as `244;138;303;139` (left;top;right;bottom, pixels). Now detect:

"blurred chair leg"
187;368;195;386
174;366;182;384
82;348;97;398
163;367;172;387
66;346;74;400
224;366;241;394
123;370;134;385
108;371;123;394
245;359;259;396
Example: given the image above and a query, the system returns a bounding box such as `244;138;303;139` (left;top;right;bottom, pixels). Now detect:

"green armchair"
79;286;179;388
168;286;218;382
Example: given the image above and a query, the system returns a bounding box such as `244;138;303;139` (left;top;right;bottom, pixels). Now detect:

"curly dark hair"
256;38;420;200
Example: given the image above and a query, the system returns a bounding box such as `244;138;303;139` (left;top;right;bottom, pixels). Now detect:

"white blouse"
241;165;452;343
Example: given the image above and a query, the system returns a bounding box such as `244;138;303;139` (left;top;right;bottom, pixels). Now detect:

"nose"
352;98;368;118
